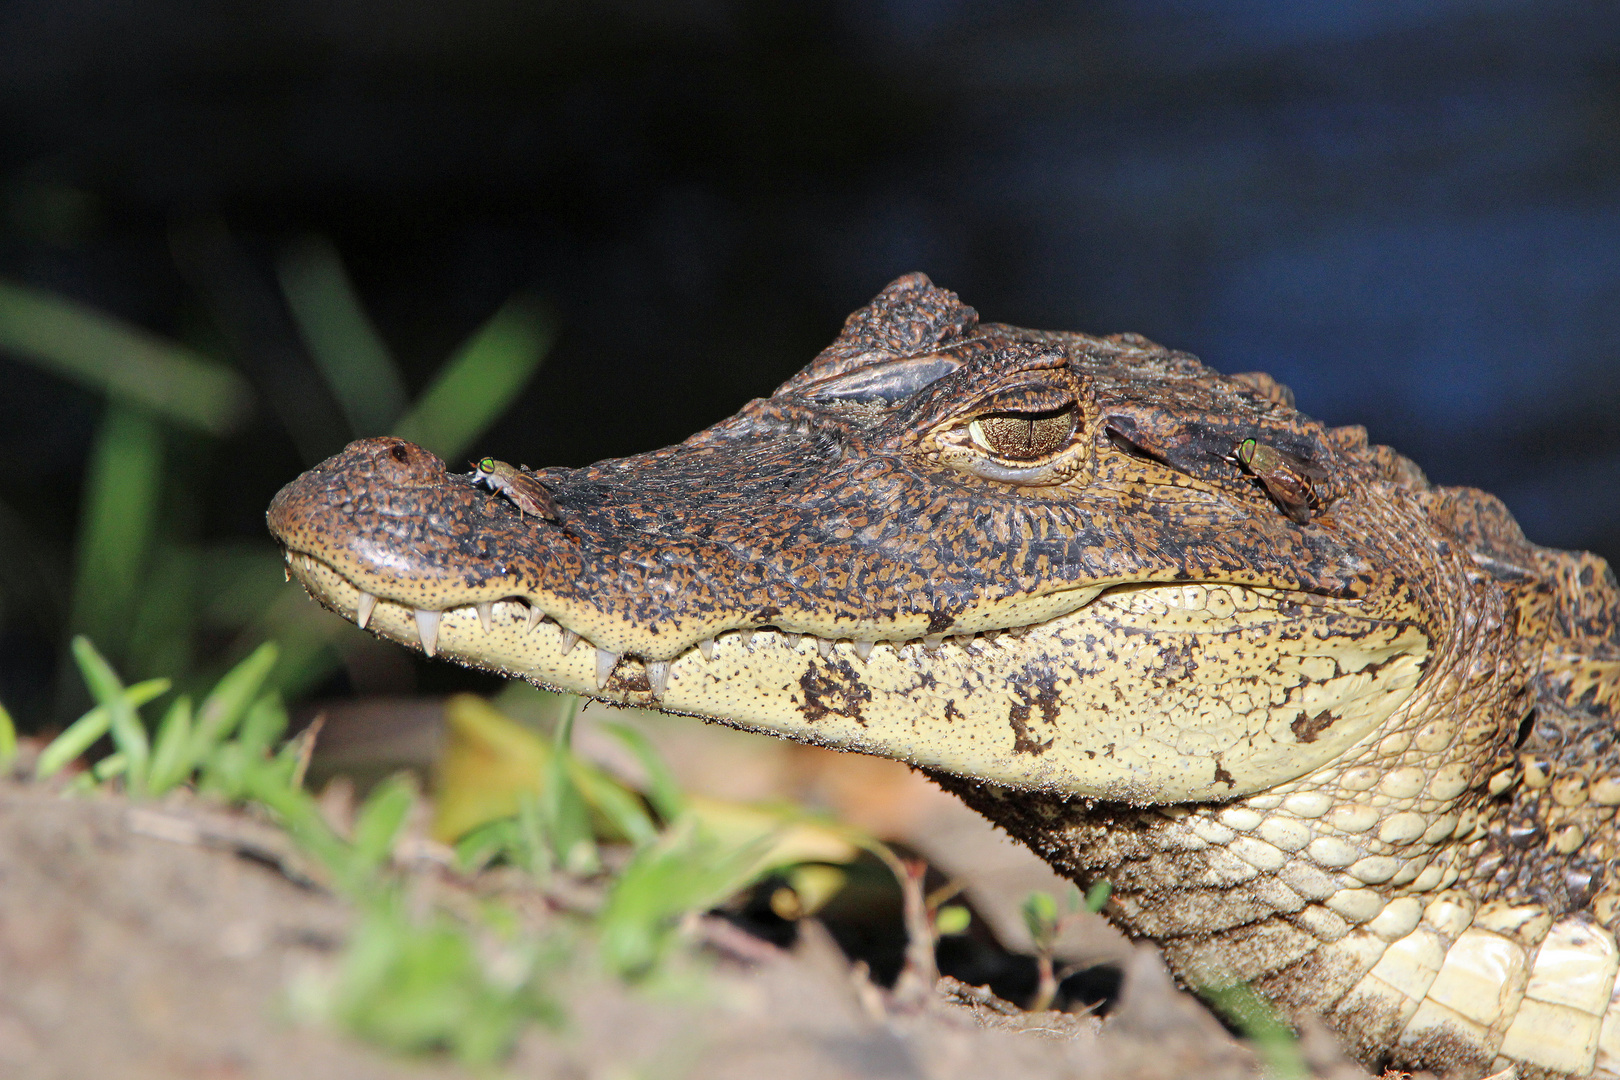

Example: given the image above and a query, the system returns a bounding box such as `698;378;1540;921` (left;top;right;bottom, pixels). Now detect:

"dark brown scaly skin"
269;275;1620;1078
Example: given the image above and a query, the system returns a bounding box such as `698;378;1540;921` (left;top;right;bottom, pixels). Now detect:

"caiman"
269;273;1620;1079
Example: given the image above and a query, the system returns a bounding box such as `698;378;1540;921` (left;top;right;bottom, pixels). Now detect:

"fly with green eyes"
470;457;560;522
1227;437;1327;524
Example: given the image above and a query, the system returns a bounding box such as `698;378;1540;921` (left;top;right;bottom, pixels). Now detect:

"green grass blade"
277;236;408;435
1201;983;1308;1080
0;696;15;773
146;695;194;796
192;641;280;760
600;721;686;822
0;280;252;434
70;636;149;793
350;774;416;875
35;676;170;780
245;768;358;891
70;404;163;661
237;692;289;758
571;765;658;846
391;296;552;461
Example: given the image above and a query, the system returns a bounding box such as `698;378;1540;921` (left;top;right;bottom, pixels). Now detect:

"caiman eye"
968;407;1076;461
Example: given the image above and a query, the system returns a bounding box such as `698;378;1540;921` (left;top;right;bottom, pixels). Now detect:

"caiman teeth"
413;609;441;657
922;634;944;651
355;592;378;630
697;638;715;662
560;629;580;654
524;603;545;632
784;633;802;648
475;601;494;633
645;660;670;698
817;638;833;658
595;648;621;690
853;640;875;661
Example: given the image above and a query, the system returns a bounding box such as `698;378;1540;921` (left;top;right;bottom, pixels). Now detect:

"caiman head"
270;274;1620;1077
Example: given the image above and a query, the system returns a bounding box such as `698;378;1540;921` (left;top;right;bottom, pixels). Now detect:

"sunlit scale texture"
270;274;1620;1078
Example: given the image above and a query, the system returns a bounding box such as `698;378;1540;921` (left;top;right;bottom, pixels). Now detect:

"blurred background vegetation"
0;0;1618;729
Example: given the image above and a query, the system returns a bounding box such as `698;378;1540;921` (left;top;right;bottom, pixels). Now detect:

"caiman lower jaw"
286;548;1431;803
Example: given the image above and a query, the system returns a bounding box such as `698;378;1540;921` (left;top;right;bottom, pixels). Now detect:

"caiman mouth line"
283;546;1357;696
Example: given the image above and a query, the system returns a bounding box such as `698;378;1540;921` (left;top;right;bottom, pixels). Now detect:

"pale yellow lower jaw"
289;550;1430;802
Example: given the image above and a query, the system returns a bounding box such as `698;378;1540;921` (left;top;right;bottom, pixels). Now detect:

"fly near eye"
1227;437;1327;524
968;407;1076;461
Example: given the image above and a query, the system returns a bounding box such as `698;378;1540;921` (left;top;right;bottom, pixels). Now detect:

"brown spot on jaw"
1290;708;1338;743
796;657;872;725
1008;702;1054;756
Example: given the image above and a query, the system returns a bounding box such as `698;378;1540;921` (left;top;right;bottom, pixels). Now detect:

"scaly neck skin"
944;489;1620;1080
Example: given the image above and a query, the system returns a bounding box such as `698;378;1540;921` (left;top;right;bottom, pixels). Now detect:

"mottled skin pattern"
270;275;1620;1078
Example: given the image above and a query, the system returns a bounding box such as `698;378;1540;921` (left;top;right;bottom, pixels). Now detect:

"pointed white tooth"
741;629;755;645
953;633;974;646
414;609;441;657
595;648;621;690
355;592;378;630
785;633;802;648
853;640;874;661
698;638;715;662
524;603;545;632
646;660;670;698
817;637;833;659
560;629;580;654
922;634;944;651
475;601;494;632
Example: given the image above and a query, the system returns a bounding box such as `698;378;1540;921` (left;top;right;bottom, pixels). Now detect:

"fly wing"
1258;472;1316;524
503;472;560;522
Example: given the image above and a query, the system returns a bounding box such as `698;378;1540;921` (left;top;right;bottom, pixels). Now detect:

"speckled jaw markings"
286;550;1426;801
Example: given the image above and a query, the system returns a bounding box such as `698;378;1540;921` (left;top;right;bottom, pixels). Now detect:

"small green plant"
294;897;564;1066
0;695;17;774
1020;879;1111;1011
35;636;285;798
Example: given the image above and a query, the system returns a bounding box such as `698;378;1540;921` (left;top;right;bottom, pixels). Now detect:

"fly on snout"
471;457;560;522
1228;438;1326;524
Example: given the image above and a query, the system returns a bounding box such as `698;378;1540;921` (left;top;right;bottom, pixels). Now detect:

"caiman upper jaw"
268;430;1428;805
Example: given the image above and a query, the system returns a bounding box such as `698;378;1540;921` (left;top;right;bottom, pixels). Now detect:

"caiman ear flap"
776;273;979;395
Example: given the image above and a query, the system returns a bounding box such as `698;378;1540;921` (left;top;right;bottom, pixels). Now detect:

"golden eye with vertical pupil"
968;407;1076;461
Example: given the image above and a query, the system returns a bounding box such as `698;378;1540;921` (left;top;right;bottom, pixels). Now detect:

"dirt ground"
0;703;1380;1080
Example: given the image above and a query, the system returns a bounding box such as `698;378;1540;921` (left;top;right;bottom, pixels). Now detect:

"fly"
1228;438;1325;524
471;457;560;522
